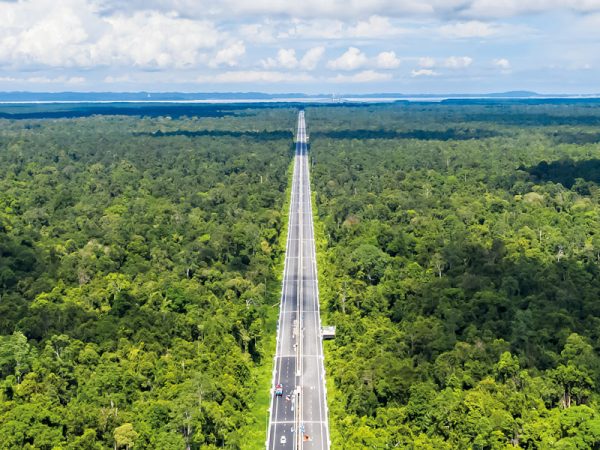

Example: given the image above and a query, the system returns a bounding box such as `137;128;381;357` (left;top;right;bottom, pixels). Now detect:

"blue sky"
0;0;599;94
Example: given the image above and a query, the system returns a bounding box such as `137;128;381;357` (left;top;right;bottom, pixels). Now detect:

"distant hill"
0;91;596;102
1;91;597;103
0;91;317;102
344;91;543;98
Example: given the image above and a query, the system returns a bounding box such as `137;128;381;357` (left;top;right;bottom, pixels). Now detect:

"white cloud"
411;69;438;77
280;15;405;40
64;0;600;22
260;58;277;69
0;0;98;68
238;23;276;44
1;0;598;92
277;49;299;69
100;0;436;20
419;57;436;68
347;16;406;38
461;0;600;18
415;56;472;70
104;75;132;83
209;41;246;68
375;51;401;69
240;48;396;83
97;12;220;68
327;47;368;71
262;48;297;69
493;58;511;69
197;70;313;83
31;76;86;84
262;46;324;70
0;0;222;69
439;21;498;38
300;46;325;70
444;56;473;68
279;19;345;40
493;58;511;70
108;0;600;21
219;0;433;19
0;75;85;84
330;70;392;83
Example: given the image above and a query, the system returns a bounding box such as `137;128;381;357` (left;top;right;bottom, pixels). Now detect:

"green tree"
114;423;139;450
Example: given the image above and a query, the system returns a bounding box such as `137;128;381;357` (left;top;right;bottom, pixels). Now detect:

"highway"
266;111;330;450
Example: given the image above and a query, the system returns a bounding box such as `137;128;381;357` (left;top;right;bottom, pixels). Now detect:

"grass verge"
309;159;344;448
240;157;295;450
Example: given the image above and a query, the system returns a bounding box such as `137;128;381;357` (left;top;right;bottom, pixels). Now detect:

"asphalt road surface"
267;111;330;450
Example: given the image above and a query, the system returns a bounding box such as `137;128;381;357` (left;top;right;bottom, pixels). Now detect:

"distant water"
2;95;599;105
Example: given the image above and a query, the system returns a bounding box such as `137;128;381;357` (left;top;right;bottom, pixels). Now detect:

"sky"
0;0;600;94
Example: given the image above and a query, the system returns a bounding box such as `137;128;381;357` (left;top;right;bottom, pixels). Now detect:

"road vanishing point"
266;111;330;450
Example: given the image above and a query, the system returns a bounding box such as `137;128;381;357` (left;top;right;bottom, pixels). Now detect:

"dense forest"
0;106;296;449
308;101;600;448
3;100;600;449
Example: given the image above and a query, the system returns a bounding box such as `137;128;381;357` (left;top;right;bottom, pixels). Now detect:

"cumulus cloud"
439;21;498;38
276;49;299;69
238;23;276;43
330;70;392;83
375;51;401;69
327;47;368;71
415;56;472;70
419;57;436;68
347;16;406;38
96;12;220;68
444;56;473;68
0;0;222;69
280;16;405;40
439;20;535;40
279;19;344;40
0;0;596;91
494;58;510;69
411;68;438;77
209;41;246;68
0;0;98;68
300;46;325;70
262;46;324;70
493;58;511;70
